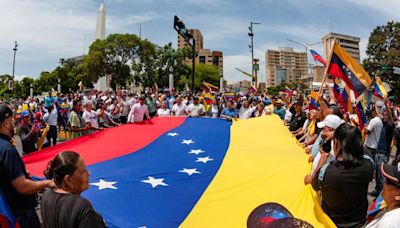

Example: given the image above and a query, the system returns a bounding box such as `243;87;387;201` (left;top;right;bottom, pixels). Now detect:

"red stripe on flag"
22;117;186;176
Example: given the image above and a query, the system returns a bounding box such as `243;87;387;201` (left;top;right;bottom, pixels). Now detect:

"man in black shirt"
289;100;306;132
0;104;55;227
18;110;39;154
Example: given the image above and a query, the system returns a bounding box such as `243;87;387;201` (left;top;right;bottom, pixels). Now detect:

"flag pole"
318;40;336;99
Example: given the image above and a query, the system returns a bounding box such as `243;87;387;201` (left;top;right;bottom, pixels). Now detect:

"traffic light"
174;15;192;40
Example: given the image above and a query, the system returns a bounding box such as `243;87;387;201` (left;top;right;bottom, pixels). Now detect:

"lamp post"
286;39;321;91
30;83;33;97
11;41;18;92
248;22;260;87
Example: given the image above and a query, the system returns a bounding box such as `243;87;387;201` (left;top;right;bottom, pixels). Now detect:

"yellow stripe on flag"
333;43;372;88
376;76;388;98
181;115;335;227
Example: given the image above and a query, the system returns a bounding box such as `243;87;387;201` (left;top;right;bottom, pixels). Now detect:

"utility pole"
248;22;260;88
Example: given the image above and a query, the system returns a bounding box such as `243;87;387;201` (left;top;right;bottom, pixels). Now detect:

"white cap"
317;114;343;129
375;100;384;107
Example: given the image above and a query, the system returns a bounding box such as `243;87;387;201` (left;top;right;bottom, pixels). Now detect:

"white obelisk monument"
93;2;109;91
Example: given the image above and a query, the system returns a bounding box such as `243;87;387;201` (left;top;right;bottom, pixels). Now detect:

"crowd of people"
1;84;400;227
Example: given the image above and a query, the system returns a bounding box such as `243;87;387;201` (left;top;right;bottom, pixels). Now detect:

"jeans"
374;152;388;193
47;125;57;146
14;208;40;228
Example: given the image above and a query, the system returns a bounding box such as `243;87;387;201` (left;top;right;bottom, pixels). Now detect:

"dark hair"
72;99;81;107
45;151;80;186
333;123;364;166
330;105;343;119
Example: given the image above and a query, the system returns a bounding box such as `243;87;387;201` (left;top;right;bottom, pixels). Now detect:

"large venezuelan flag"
327;43;372;97
22;116;335;228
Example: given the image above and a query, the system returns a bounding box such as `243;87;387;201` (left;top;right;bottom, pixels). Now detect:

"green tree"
82;33;143;89
364;21;400;101
177;63;221;91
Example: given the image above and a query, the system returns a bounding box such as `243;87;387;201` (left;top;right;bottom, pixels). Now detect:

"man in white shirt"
366;163;400;228
186;97;205;117
82;101;99;130
172;97;188;116
127;96;150;123
364;106;383;157
43;104;58;146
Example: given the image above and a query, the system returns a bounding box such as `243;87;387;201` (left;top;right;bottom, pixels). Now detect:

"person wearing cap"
289;100;306;133
273;99;285;120
107;98;121;123
17;110;40;154
370;98;394;197
127;95;150;123
0;104;55;227
309;123;373;227
366;163;400;227
186;97;206;117
164;89;175;110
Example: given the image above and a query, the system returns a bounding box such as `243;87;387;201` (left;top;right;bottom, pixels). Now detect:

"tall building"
178;29;203;53
322;33;360;63
265;47;307;87
177;29;223;72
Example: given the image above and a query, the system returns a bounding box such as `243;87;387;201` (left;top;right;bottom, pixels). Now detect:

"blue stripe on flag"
83;118;231;228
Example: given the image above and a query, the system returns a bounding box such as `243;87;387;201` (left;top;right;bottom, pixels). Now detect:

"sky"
0;0;399;84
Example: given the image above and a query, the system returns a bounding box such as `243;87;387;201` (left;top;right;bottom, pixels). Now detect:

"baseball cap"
317;114;343;129
0;104;13;122
381;163;400;187
21;110;30;118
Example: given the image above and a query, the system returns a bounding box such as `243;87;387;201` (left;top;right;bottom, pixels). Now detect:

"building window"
199;56;206;64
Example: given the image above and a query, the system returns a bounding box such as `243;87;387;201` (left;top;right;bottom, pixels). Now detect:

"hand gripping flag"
22;117;335;227
374;76;388;98
309;49;327;66
327;43;372;97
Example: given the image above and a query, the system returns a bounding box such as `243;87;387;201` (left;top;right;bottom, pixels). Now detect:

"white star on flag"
90;179;117;190
196;156;214;163
179;168;201;176
189;149;205;155
141;176;168;188
181;139;195;145
167;132;179;136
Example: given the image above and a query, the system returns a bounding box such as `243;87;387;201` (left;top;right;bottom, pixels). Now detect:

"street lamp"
248;22;260;87
286;39;321;91
11;41;18;91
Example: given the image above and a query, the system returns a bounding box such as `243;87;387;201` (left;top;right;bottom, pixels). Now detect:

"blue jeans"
14;208;40;228
374;152;388;193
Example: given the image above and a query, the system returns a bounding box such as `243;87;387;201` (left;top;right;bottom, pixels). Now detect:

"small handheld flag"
373;76;388;98
309;49;327;66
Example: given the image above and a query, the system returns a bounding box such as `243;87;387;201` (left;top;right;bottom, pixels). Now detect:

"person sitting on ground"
310;123;373;227
157;101;171;117
18;110;40;155
186;97;206;117
366;163;400;227
127;95;151;123
220;101;238;121
42;151;106;228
